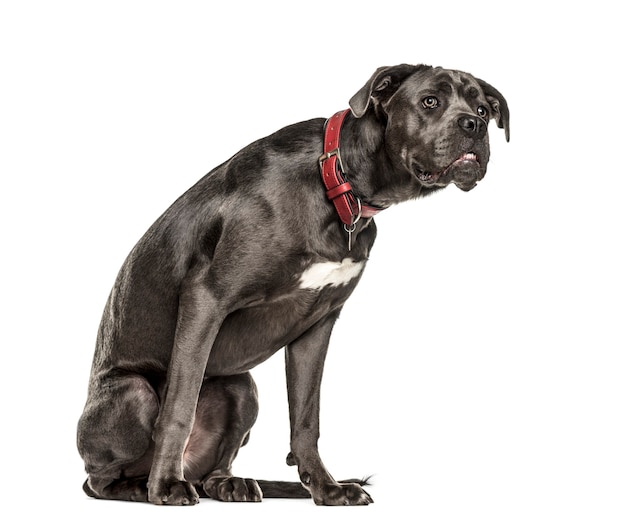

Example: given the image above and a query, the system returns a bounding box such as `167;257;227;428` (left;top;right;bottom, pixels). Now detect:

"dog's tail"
255;477;372;499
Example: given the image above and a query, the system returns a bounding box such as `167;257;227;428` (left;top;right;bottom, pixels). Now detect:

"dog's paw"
202;476;262;502
312;482;374;506
147;479;199;506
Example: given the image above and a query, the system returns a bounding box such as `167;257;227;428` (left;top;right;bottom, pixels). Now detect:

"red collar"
319;110;385;228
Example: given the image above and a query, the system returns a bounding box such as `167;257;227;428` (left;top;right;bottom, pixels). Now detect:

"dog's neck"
337;111;436;208
318;109;439;252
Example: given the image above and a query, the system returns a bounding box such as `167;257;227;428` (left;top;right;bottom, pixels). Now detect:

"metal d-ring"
343;197;362;251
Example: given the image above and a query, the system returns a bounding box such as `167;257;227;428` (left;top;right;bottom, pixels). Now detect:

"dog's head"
350;64;509;193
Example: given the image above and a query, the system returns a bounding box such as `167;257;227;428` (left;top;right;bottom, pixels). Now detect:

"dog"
77;63;509;506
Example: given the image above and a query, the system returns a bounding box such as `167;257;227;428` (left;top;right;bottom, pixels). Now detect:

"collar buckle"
318;147;346;175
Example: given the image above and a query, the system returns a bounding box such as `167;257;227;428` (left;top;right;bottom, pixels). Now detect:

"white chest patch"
298;259;365;291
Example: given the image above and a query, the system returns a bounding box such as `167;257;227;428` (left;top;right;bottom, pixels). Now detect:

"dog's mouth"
414;152;482;190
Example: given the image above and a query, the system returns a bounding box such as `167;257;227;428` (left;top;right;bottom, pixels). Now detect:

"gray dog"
77;63;509;506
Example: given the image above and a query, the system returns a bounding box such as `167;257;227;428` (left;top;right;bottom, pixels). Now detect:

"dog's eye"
422;96;439;109
477;105;488;118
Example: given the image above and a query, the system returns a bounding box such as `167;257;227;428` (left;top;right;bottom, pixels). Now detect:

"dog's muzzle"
415;152;484;192
448;152;483;191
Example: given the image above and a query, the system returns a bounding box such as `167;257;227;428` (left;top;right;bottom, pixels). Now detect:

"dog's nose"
457;114;486;139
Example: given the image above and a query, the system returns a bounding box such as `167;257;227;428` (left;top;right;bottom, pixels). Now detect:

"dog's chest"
206;258;366;375
297;258;365;291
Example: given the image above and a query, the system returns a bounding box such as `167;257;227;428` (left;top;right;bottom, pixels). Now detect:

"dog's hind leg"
184;373;263;502
77;374;158;502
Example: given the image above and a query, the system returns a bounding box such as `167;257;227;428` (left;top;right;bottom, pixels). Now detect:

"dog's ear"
477;79;510;142
349;64;423;118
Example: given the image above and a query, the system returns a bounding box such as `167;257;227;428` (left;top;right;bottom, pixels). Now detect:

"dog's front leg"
285;311;373;506
147;277;225;506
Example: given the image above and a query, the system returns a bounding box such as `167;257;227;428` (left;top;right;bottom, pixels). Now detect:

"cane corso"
77;63;510;506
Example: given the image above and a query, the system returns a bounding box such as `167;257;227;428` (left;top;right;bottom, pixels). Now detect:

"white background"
2;1;624;529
